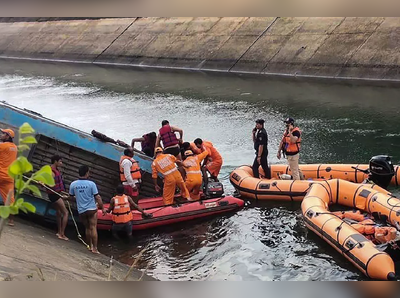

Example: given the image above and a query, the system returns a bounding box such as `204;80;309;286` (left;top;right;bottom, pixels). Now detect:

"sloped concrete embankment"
0;219;155;281
0;17;399;81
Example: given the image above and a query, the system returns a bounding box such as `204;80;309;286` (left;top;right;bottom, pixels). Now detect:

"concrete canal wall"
0;17;400;81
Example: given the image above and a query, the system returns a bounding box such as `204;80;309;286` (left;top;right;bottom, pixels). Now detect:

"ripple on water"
2;71;392;281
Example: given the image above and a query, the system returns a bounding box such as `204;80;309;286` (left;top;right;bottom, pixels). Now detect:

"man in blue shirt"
69;165;105;254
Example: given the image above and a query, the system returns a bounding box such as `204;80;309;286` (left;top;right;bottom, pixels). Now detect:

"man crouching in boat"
107;185;151;241
69;165;106;254
183;150;209;201
152;147;190;205
120;148;141;203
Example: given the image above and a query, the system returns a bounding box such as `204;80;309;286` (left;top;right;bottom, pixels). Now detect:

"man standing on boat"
152;147;190;205
0;128;18;227
120;148;141;203
69;165;105;254
252;119;271;179
156;120;184;159
106;185;151;241
47;155;69;241
277;118;303;181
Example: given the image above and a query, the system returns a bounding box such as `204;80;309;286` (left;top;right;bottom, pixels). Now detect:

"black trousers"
252;153;271;179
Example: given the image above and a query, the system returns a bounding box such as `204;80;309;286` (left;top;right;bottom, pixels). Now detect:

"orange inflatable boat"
301;179;400;280
230;156;397;201
269;163;400;186
231;165;315;201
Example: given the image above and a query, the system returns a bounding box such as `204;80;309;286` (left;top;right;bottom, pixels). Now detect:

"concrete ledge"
1;17;400;82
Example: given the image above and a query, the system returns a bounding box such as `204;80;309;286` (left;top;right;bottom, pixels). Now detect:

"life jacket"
141;134;155;153
375;227;397;244
119;156;142;182
152;154;178;178
48;166;65;193
283;127;301;154
159;125;179;148
112;195;133;224
333;210;366;222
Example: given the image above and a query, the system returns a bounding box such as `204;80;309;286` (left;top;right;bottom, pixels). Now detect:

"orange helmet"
184;150;194;157
1;128;15;139
154;147;163;154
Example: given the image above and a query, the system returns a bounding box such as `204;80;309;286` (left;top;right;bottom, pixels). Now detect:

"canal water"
1;59;400;280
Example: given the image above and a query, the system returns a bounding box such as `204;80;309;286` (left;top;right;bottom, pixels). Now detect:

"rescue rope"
24;176;90;249
65;199;91;250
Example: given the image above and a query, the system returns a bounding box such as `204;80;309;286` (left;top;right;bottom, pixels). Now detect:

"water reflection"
1;59;400;280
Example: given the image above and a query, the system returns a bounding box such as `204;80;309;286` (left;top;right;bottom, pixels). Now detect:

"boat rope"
65;199;91;250
25;175;90;249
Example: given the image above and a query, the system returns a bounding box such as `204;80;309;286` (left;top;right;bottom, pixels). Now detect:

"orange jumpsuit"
202;141;223;177
190;143;202;155
183;151;209;201
152;153;190;205
0;142;18;204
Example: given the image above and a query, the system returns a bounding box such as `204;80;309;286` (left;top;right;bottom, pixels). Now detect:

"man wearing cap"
0;128;18;226
183;149;209;201
252;119;271;179
152;147;190;205
277;118;302;181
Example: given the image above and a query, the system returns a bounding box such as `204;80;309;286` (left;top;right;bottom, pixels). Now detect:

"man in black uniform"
252;119;271;179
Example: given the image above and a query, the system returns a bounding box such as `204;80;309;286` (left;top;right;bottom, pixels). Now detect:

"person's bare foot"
91;248;100;255
58;235;69;241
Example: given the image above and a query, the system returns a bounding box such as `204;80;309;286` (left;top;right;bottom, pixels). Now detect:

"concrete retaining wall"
1;17;400;81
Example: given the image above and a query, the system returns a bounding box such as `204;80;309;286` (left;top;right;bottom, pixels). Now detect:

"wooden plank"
28;135;161;202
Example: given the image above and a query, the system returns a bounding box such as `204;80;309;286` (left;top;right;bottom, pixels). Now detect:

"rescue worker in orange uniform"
152;147;190;205
189;142;202;155
193;139;223;183
107;185;151;240
120;148;141;203
277;117;303;181
183;150;209;201
0;128;18;227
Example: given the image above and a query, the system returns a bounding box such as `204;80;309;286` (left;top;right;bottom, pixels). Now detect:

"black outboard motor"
368;155;395;190
204;179;225;199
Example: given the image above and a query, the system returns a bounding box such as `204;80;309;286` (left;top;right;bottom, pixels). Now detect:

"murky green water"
1;59;400;280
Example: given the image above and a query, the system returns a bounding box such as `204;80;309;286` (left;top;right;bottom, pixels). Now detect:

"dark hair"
194;138;203;146
148;132;157;140
182;142;191;150
116;184;125;195
124;148;134;157
51;155;62;164
256;119;265;126
79;165;90;177
161;120;169;126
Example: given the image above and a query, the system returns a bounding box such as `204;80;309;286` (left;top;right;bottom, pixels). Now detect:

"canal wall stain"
0;17;400;81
